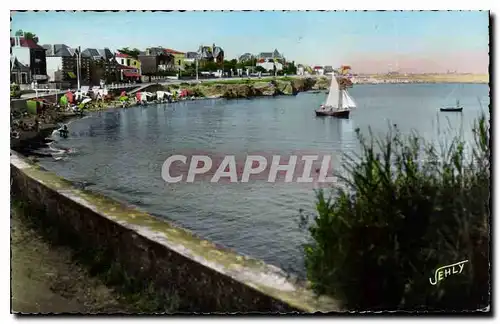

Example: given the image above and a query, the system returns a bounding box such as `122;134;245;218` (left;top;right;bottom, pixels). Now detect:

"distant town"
10;29;488;91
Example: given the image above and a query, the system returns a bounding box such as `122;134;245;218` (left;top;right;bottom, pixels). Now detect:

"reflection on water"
37;83;489;277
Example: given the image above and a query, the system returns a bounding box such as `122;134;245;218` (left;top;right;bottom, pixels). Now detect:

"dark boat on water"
314;73;356;119
440;107;463;112
440;100;463;112
315;109;350;118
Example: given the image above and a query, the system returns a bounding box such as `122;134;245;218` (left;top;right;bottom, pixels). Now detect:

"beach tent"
26;100;38;115
60;95;68;107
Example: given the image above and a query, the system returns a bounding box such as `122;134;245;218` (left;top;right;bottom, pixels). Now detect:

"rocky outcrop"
221;84;260;99
144;77;331;100
311;77;329;90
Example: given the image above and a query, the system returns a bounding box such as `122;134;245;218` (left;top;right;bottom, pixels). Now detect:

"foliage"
181;63;198;77
14;29;37;42
222;59;238;73
186;87;206;97
237;58;257;69
303;114;490;311
200;61;220;72
10;83;21;98
282;61;297;75
117;47;141;59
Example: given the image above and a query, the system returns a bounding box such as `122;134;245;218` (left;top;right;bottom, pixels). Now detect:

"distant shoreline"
352;73;489;85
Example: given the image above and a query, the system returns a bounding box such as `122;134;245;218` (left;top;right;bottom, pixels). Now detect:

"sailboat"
440;99;463;112
315;76;356;118
440;85;463;112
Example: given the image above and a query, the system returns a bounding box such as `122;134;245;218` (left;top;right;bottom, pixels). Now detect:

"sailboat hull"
315;109;350;118
440;107;463;112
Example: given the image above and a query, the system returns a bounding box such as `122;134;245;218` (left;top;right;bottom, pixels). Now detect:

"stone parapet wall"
10;151;340;313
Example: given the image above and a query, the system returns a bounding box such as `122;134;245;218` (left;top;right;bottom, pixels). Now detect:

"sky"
10;11;489;73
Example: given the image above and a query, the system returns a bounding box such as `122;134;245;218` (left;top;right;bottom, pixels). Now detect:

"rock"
222;84;256;99
313;77;330;90
275;81;296;95
253;82;278;96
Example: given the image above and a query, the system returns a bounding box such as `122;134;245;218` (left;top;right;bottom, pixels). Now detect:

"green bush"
303;114;490;311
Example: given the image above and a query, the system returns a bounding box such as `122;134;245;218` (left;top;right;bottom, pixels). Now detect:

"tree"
223;59;237;73
237;58;257;69
200;60;219;72
283;61;297;75
303;115;490;311
117;47;141;59
14;29;37;42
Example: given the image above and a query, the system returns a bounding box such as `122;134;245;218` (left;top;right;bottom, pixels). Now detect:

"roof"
116;52;131;58
257;49;283;59
82;48;114;60
143;47;166;56
238;53;253;61
198;45;224;59
42;44;78;57
313;66;323;69
258;52;274;58
164;48;185;55
185;51;199;59
11;37;44;49
10;56;29;71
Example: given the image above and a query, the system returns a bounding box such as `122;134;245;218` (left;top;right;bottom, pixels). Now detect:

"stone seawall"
10;151;340;313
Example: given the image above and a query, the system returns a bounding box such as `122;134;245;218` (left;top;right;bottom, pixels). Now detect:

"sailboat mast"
337;76;343;110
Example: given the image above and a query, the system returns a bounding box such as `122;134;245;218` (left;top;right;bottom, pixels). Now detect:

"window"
126;59;130;66
178;60;181;65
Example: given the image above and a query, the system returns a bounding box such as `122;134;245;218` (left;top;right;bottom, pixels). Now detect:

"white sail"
324;77;340;109
340;90;357;110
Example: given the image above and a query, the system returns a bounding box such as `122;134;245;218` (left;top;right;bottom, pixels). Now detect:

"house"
183;51;199;66
256;49;285;63
82;48;120;86
313;66;324;75
238;53;254;63
324;65;334;75
11;36;48;84
297;64;305;76
43;44;91;86
10;55;31;84
197;44;224;66
164;49;186;71
138;47;175;75
255;49;285;72
115;52;142;81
